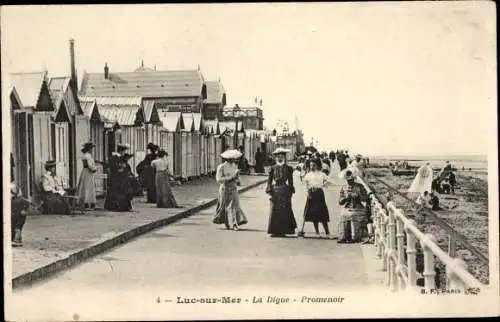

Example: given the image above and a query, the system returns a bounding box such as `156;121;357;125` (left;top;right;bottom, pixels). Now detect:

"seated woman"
338;170;369;243
41;160;71;215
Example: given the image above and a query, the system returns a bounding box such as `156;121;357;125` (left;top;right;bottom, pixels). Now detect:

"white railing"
358;177;484;293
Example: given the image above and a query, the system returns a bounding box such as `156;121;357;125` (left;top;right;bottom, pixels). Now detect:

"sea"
369;154;488;172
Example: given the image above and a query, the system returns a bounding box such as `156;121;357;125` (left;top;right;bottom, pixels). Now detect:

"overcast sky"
1;3;496;156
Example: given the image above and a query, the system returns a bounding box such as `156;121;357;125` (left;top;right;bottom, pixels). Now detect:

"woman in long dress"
266;148;297;237
77;142;97;209
213;152;248;231
137;143;159;203
109;153;135;212
408;162;434;196
301;158;332;237
151;149;180;208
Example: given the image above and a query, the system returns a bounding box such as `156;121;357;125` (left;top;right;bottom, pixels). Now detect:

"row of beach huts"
6;40;287;203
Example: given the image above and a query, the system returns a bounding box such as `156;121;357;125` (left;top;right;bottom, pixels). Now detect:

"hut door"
55;123;70;187
75;115;90;181
14;112;31;198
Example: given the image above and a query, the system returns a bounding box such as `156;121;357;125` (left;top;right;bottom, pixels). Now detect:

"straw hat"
221;149;242;159
339;167;361;180
117;143;130;151
81;142;95;150
272;148;290;155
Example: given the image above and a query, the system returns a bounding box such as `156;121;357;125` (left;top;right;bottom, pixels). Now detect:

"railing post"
448;231;457;258
387;202;398;291
405;219;418;288
447;258;468;290
380;208;388;272
396;215;406;290
422;234;436;290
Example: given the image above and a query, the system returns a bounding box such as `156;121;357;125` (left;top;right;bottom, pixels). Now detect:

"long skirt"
155;171;178;208
105;172;133;212
42;192;70;215
77;168;96;206
303;188;329;222
267;184;297;234
338;207;366;242
213;183;248;228
255;160;265;174
143;166;157;203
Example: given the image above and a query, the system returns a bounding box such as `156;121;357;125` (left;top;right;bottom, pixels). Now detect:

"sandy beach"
364;158;489;285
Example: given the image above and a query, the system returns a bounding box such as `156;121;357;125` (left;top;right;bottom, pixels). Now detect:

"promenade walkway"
10;175;266;279
10;163;386;321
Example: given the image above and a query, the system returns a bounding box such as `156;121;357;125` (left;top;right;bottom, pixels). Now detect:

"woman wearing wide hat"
213;149;248;231
77;142;97;210
266;148;297;237
137;143;159;203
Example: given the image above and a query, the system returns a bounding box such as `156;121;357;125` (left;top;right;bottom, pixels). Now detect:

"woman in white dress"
299;158;333;238
213;150;248;231
77;142;97;209
408;162;434;197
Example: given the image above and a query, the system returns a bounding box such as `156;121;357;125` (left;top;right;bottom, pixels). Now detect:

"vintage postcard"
2;2;499;321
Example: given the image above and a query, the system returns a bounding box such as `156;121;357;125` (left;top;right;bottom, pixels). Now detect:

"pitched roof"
192;113;202;132
160;112;184;132
203;119;219;134
206;80;226;104
98;105;140;126
9;86;25;110
82;96;142;106
182;113;195;132
79;69;206;98
80;99;101;120
143;100;155;122
10;71;47;107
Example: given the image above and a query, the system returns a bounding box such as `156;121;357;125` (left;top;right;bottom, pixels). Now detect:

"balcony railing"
357;176;485;293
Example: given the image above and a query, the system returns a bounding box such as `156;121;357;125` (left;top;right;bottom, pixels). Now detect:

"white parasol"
220;149;242;159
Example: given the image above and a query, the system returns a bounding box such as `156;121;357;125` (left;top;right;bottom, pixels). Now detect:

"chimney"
69;39;77;91
104;63;109;79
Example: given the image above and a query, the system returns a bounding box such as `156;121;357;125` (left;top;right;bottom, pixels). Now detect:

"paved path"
11;175;265;278
9;164;385;320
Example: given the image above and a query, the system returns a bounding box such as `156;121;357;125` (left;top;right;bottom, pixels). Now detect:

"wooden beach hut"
159;111;184;180
203;119;220;174
49;76;88;188
10;71;57;202
92;96;145;174
181;113;196;180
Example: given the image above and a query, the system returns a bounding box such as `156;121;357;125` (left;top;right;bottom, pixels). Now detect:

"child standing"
11;181;30;247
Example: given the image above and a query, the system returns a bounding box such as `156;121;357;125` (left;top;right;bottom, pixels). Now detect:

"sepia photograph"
2;2;499;320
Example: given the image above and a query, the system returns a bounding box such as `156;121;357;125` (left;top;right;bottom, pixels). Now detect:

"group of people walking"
212;146;374;244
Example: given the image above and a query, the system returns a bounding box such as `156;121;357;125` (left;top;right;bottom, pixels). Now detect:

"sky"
1;3;496;156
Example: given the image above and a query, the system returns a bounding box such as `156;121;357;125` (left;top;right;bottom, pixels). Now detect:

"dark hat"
147;142;158;150
117;143;130;151
45;160;56;168
121;153;133;160
82;142;95;150
158;149;168;157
